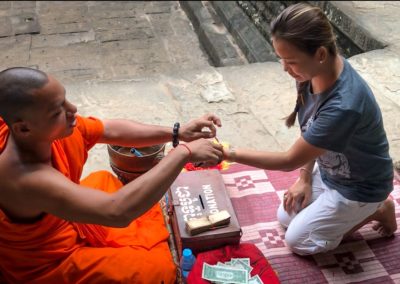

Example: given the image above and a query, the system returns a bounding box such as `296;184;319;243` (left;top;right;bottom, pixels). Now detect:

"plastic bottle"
181;248;196;283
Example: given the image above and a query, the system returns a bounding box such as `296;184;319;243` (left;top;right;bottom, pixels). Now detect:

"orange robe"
0;116;176;284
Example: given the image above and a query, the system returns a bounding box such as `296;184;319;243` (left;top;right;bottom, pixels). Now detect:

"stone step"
211;1;277;63
179;1;246;67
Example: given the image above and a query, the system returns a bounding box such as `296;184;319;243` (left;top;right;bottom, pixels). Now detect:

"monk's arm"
98;114;222;147
98;119;173;147
21;146;191;227
225;137;325;171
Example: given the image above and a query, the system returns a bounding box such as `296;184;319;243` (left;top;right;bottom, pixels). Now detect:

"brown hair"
271;3;338;127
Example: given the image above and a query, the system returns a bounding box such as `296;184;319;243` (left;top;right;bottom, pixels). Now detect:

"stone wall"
236;1;385;58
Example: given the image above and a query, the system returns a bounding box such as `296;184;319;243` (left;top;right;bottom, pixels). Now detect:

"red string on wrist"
178;144;192;160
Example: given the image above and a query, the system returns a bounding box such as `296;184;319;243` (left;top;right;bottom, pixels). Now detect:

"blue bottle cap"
182;248;192;258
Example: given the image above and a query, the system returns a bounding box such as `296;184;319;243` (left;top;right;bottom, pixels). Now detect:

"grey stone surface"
238;1;382;58
12;1;36;9
40;21;91;35
31;31;96;48
198;24;245;67
11;13;40;35
0;1;210;83
179;1;245;67
0;17;13;37
331;1;400;50
313;1;385;51
0;35;31;67
211;1;277;63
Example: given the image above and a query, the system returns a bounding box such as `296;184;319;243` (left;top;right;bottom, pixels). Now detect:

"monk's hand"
283;178;312;215
179;113;222;142
186;138;223;165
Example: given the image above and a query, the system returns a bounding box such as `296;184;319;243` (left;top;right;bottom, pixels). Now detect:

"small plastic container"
180;248;196;283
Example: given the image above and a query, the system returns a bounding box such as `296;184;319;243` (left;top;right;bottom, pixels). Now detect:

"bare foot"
372;198;397;236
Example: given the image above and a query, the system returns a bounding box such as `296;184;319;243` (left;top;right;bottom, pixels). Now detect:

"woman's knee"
284;230;313;255
284;226;341;256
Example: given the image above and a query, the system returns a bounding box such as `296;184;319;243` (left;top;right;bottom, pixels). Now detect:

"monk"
0;67;224;283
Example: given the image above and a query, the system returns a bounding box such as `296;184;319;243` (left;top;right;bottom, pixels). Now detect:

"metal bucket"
107;144;165;184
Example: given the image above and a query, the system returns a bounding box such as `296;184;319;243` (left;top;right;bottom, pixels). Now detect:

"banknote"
202;263;248;284
232;258;250;266
248;275;264;284
231;259;253;277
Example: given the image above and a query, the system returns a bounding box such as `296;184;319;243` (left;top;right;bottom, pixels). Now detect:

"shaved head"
0;67;49;124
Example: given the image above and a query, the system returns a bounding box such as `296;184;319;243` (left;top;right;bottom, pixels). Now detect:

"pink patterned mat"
220;163;400;284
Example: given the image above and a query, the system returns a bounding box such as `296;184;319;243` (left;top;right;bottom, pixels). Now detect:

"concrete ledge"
310;1;386;51
236;1;385;58
179;1;244;67
211;1;277;63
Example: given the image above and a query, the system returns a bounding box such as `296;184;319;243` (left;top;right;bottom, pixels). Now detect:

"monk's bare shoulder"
0;149;122;226
0;157;60;221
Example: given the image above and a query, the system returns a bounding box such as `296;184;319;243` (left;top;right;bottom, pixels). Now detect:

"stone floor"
0;1;210;83
0;1;399;178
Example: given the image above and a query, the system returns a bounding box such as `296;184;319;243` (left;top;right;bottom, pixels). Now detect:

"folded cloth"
187;243;280;283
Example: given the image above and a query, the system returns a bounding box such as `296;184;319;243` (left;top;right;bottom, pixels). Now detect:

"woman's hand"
179;114;222;142
283;177;312;215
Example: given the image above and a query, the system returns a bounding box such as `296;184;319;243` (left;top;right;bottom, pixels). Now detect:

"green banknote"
232;258;250;266
248;275;264;284
202;263;248;284
231;259;253;278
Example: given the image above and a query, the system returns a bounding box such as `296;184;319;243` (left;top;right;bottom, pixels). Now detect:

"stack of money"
185;210;231;235
201;258;264;284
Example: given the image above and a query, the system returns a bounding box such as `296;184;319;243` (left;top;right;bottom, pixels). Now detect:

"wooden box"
168;170;242;259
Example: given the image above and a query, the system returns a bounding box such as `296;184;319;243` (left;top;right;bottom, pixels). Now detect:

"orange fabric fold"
0;116;176;284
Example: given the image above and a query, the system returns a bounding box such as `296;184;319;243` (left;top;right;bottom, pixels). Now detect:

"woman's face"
272;37;321;82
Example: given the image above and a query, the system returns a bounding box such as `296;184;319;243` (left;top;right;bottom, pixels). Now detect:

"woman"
223;3;397;255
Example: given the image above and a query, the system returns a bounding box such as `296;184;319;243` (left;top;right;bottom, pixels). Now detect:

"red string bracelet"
178;144;192;160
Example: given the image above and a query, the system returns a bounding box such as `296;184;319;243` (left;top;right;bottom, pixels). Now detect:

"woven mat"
219;163;400;284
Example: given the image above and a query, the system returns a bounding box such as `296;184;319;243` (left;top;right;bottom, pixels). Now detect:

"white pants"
277;165;382;255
